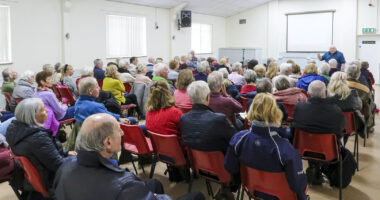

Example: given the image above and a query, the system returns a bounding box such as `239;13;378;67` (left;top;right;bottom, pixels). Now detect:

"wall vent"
239;19;246;24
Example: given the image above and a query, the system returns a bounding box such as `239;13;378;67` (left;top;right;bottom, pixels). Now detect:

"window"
0;6;11;64
106;14;146;58
191;23;212;54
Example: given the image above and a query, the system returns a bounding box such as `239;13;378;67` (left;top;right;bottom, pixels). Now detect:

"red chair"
52;84;61;99
177;107;192;114
124;82;132;93
293;129;342;200
240;164;301;200
14;98;24;104
240;97;249;112
120;124;154;177
148;131;188;178
344;112;359;171
56;85;75;106
244;118;250;130
59;118;75;130
282;102;295;120
4;92;11;105
97;79;103;90
11;152;49;198
187;148;231;197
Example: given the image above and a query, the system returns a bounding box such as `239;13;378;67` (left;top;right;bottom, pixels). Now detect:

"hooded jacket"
274;87;308;104
10;79;35;111
296;74;326;91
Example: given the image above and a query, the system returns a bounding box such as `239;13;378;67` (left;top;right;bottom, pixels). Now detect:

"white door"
358;36;380;84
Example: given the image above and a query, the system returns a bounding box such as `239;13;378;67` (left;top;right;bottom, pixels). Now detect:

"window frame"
0;5;12;65
191;22;213;54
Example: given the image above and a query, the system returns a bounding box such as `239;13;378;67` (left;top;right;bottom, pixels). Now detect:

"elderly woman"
289;63;302;82
360;61;375;91
34;70;75;135
265;61;279;80
134;64;152;85
219;68;240;99
1;68;18;95
224;93;308;200
253;64;266;81
216;58;231;73
329;58;338;76
76;66;94;88
296;63;325;91
168;60;179;81
174;69;194;109
52;62;62;84
272;63;295;90
145;80;182;136
10;70;36;111
228;62;246;87
240;69;257;95
273;76;308;104
117;60;135;83
319;62;331;84
60;64;78;98
6;98;76;192
194;61;210;82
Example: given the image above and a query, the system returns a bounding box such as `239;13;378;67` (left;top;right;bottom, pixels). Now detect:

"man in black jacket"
180;81;236;153
54;113;204;200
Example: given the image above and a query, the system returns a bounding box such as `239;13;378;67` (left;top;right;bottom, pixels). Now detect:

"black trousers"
145;179;205;200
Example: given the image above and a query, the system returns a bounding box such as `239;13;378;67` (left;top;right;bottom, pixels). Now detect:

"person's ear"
103;137;112;151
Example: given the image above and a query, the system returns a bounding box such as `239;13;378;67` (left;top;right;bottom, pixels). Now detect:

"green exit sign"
362;28;376;33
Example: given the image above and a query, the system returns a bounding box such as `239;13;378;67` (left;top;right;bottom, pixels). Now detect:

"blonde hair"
328;72;350;100
265;62;279;79
136;63;146;74
254;64;266;77
247;93;283;126
169;60;179;70
146;80;174;111
105;64;118;78
220;58;227;66
60;64;73;81
304;63;318;74
176;69;194;90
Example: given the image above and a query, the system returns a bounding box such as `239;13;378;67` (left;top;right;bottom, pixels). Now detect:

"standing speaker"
181;10;191;27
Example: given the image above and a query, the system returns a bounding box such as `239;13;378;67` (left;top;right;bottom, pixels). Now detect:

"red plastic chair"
97;79;103;90
187;148;231;197
282;102;295;120
240;164;300;200
244;118;250;130
14;98;24;104
148;131;188;178
4;92;11;105
124;82;132;93
51;84;61;99
177;107;192;114
293;129;342;200
56;85;75;106
11;152;49;198
240;97;249;112
344;112;359;171
120;124;154;177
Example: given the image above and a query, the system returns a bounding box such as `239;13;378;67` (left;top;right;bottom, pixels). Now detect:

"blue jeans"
0;111;14;122
127;117;147;136
61;106;75;120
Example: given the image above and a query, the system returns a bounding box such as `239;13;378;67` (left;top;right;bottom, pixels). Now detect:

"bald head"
329;45;337;54
308;80;326;98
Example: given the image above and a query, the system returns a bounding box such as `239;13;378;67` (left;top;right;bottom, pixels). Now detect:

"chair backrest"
56;85;75;105
240;97;249;112
293;128;339;162
244;118;250;130
240;164;298;200
148;131;187;166
344;112;356;135
120;124;152;155
177;107;191;114
282;102;295;120
4;93;11;105
187;148;231;184
11;153;49;197
124;82;132;93
51;84;61;99
97;79;103;90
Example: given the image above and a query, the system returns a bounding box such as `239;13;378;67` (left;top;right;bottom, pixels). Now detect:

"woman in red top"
240;69;257;94
145;80;182;136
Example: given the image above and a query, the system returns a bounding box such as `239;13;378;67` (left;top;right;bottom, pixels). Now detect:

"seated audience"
60;64;79;98
0;116;16;135
208;71;243;129
328;59;338;76
319;63;331;84
247;59;259;70
266;57;276;67
350;60;369;88
117;59;130;73
360;61;375;91
272;63;295;89
193;61;210;82
174;69;194;110
1;68;18;95
52;62;62;84
152;63;175;92
76;66;94;88
215;58;231;73
42;64;54;73
240;69;257;98
118;60;135;83
181;81;235;152
273;76;308;104
179;56;189;70
145;80;182;136
54;113;204;200
289;63;302;83
6;98;76;193
156;57;164;64
129;57;138;77
346;63;375;129
146;57;155;73
265;61;279;80
224;93;308;200
131;64;152;117
168;60;179;81
296;63;326;91
11;70;35;111
219;68;240;99
34;70;75;134
135;64;152;85
93;58;105;81
228;62;246;87
253;64;266;81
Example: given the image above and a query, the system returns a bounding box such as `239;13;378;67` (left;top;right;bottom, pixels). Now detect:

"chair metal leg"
141;163;146;174
10;185;22;200
236;185;241;200
131;159;138;175
355;134;359;171
240;188;244;200
339;147;343;200
188;170;194;192
149;155;156;178
205;180;214;198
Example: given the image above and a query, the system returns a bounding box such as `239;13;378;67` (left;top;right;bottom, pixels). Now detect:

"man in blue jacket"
318;45;346;71
93;58;105;81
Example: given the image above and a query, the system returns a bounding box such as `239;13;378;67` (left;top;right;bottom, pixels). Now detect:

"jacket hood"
17;79;35;88
274;87;304;97
6;120;45;147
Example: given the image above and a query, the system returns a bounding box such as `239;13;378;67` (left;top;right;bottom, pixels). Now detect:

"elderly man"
54;113;204;200
181;81;236;152
10;70;35;111
129;57;138;77
146;57;155;73
93;58;105;81
1;68;18;95
346;63;375;130
318;45;346;71
319;63;331;84
228;62;246;87
208;71;243;129
193;61;210;82
328;59;338;76
42;64;54;73
272;63;296;89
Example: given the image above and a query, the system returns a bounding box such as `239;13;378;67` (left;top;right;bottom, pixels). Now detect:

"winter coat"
274;87;308;104
10;79;35;111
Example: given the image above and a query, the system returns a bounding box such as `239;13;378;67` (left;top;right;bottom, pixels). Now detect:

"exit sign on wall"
362;28;376;33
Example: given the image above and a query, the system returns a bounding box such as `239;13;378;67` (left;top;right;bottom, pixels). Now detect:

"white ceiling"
108;0;272;17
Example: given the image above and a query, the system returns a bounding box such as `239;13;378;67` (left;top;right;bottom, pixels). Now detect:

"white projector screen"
287;11;334;52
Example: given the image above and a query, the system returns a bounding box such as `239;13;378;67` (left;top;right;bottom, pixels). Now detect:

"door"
358;36;380;84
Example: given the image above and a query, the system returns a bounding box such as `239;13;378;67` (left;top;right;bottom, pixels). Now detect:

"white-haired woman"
10;70;36;111
194;61;210;82
6;98;76;194
76;66;94;88
319;62;331;84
